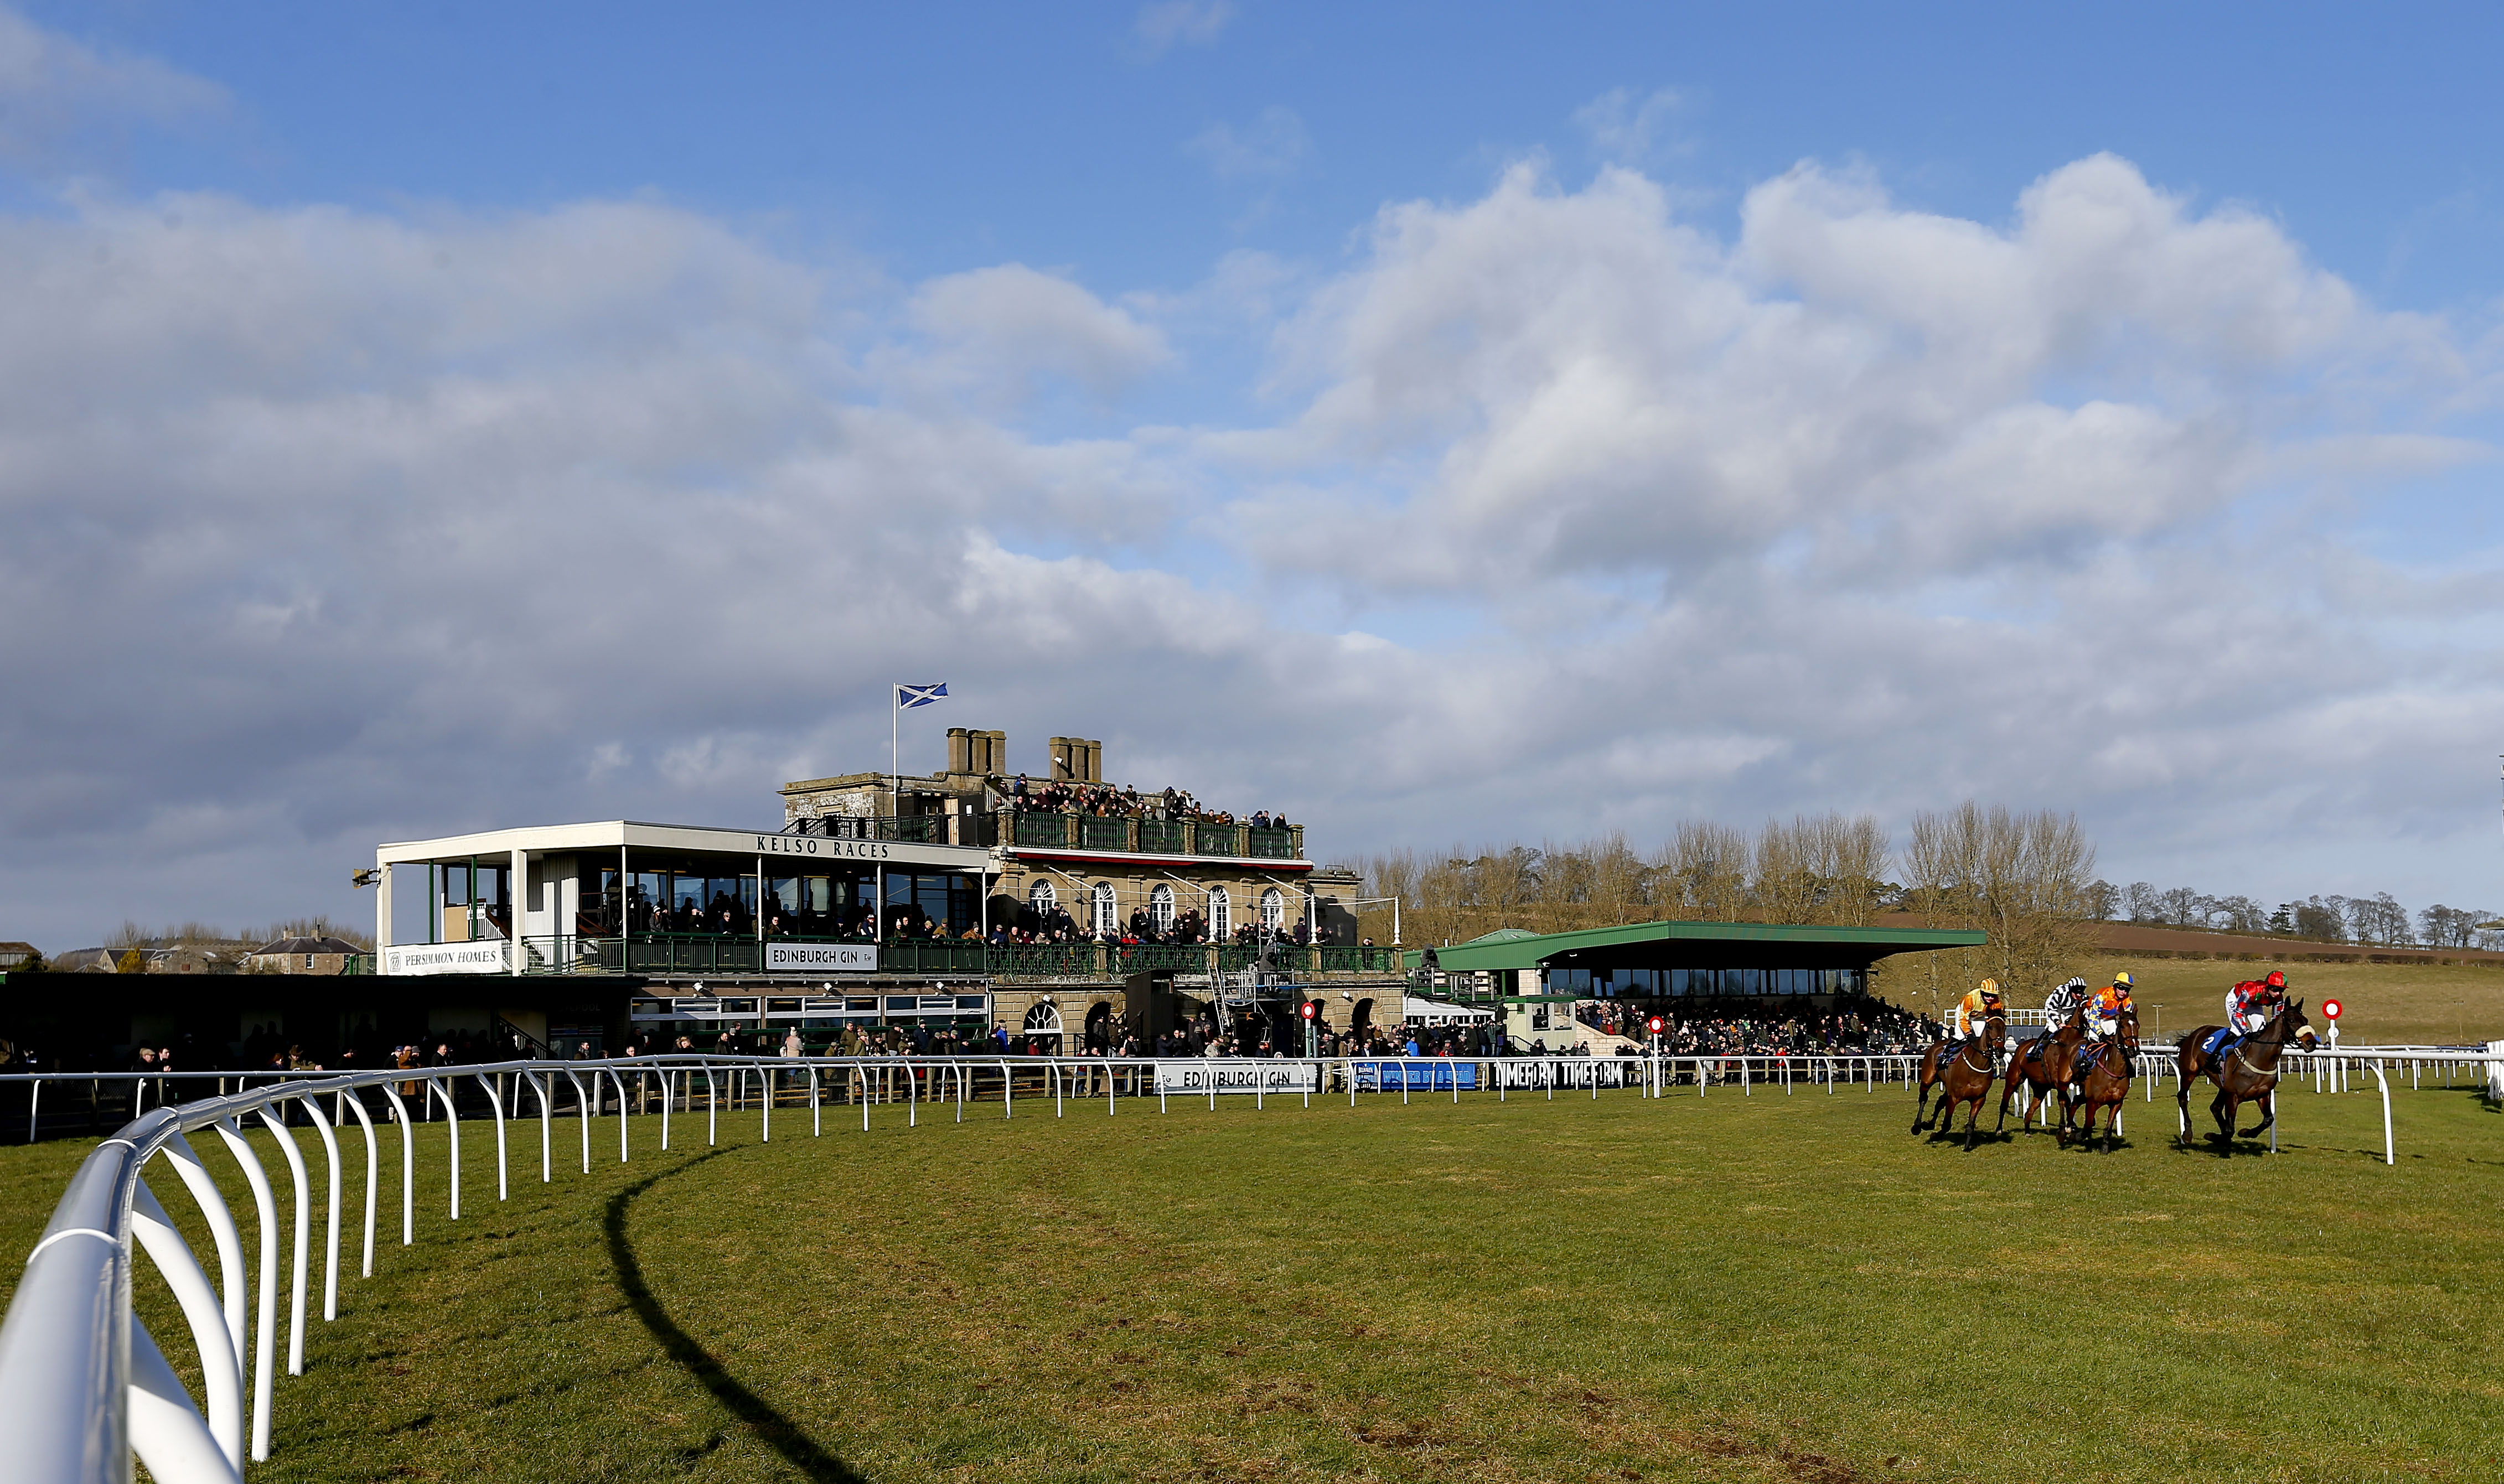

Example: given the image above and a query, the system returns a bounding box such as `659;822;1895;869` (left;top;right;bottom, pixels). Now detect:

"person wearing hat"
2084;972;2134;1044
2227;971;2284;1037
1949;979;2005;1057
2041;976;2089;1031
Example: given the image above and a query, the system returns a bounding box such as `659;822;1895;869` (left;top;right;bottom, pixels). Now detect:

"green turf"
6;1072;2501;1482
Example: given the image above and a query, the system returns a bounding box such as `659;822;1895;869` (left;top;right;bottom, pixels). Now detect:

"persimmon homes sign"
384;941;509;975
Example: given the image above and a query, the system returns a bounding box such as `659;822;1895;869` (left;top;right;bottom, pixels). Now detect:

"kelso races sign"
1152;1060;1321;1095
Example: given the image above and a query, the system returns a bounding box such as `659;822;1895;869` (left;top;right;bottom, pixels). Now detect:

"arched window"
1208;886;1230;939
1027;879;1057;913
1260;886;1285;928
1092;881;1117;936
1148;883;1175;932
1023;1001;1063;1035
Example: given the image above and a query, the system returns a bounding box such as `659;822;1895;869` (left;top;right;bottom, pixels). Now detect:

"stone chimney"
946;728;1007;776
1047;737;1104;783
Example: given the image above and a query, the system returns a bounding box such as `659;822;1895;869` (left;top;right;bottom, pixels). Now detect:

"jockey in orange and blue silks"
2084;973;2133;1042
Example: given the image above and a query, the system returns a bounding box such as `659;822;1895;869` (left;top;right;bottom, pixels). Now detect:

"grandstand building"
1406;920;1988;1054
365;727;1383;1056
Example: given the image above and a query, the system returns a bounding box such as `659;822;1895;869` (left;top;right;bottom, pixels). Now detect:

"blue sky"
4;2;2503;946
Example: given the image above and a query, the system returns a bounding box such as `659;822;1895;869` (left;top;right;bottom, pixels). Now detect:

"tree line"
2097;883;2498;951
1357;802;2101;1017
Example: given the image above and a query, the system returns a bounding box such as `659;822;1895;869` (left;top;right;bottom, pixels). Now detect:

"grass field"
6;1072;2502;1483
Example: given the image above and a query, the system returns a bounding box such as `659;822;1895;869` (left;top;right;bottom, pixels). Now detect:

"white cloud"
904;262;1171;400
1573;86;1690;162
1186;105;1308;183
0;6;225;168
1134;1;1234;56
2;152;2501;948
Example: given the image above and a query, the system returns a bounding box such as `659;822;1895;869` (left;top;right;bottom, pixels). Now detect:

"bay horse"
1913;1011;2004;1149
2174;999;2316;1154
1996;1008;2084;1134
2059;1006;2138;1151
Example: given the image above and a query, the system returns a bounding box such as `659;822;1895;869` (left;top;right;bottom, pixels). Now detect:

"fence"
3;1044;2495;1482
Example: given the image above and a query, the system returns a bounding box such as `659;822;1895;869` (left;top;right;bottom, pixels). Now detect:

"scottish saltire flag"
896;682;948;709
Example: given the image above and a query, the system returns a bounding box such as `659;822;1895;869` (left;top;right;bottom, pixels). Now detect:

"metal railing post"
252;1109;313;1378
297;1098;343;1322
210;1120;278;1459
472;1075;508;1202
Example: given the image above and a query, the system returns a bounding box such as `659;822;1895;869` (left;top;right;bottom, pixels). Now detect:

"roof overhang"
376;821;990;872
1403;919;1989;973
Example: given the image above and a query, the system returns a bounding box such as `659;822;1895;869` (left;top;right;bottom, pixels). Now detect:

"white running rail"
1;1046;2490;1483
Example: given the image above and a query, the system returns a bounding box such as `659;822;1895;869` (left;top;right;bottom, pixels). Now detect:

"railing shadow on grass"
602;1151;865;1483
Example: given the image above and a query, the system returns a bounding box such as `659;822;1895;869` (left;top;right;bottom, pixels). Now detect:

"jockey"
1949;980;2004;1051
2083;973;2133;1042
2227;973;2284;1035
2040;976;2088;1031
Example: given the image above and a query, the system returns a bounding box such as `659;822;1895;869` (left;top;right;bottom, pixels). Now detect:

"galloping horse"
2174;999;2316;1154
1913;1011;2005;1149
2059;1006;2138;1151
1996;1008;2084;1134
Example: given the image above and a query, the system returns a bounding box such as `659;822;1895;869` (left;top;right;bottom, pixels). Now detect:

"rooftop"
1406;919;1990;973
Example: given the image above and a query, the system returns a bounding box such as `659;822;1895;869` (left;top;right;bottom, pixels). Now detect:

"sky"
4;1;2504;949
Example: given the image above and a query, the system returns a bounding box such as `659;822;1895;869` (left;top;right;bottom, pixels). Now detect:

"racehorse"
1913;1011;2005;1149
2174;999;2316;1154
2059;1006;2138;1151
1996;1008;2084;1134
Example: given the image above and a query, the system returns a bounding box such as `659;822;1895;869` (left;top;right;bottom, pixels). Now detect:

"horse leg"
2211;1089;2238;1153
2239;1086;2275;1141
2175;1075;2192;1144
1962;1089;1980;1150
1912;1063;1936;1134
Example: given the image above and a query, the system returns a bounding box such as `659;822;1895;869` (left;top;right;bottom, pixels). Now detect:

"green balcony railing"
877;939;989;974
1104;943;1209;975
1080;817;1134;851
1245;828;1295;859
1010;813;1075;848
985;942;1103;977
1137;819;1187;853
1193;823;1244;857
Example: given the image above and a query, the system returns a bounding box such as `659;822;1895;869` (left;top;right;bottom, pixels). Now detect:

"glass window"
1028;879;1057;912
1148;883;1175;931
1260;886;1284;928
1092;882;1116;935
1208;886;1230;938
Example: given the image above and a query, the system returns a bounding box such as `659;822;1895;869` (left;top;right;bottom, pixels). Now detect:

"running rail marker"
3;1047;2483;1481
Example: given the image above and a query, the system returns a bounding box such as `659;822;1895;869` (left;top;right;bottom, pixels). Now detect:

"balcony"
990;811;1303;862
497;933;1401;980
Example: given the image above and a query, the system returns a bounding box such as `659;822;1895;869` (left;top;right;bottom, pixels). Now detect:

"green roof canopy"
1402;919;1987;974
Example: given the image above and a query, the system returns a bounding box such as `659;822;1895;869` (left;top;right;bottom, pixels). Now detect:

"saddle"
2200;1028;2244;1060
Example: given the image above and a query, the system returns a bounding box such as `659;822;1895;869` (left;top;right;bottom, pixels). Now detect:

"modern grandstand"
4;739;2503;1481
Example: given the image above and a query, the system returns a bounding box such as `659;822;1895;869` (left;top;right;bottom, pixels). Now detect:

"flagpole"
891;686;900;818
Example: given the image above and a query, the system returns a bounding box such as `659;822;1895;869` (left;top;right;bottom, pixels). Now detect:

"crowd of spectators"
999;775;1289;832
1575;997;1940;1056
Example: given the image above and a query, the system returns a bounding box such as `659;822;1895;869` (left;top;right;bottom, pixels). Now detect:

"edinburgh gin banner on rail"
1153;1059;1321;1095
765;942;878;972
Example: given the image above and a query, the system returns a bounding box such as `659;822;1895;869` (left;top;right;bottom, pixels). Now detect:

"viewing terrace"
789;809;1305;861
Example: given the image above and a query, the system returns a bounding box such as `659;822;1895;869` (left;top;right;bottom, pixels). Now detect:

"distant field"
4;1076;2500;1482
2074;954;2504;1046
